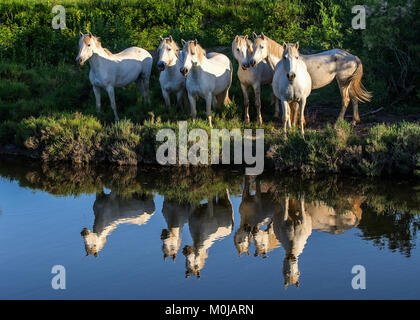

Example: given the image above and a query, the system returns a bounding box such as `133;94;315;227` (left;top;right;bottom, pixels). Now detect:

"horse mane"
232;36;254;57
264;35;284;60
246;38;254;55
195;43;206;63
159;37;180;58
91;35;113;56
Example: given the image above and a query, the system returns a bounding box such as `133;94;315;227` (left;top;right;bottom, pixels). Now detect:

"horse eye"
237;48;240;51
87;44;91;47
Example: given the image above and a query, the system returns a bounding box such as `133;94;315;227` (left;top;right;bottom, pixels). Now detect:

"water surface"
0;158;419;299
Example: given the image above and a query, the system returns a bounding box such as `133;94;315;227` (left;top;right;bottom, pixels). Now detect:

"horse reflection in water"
182;189;234;278
274;197;312;288
273;194;365;288
308;197;364;234
160;199;192;261
81;190;155;257
235;176;279;258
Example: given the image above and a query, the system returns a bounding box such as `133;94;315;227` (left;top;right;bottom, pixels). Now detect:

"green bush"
361;122;420;176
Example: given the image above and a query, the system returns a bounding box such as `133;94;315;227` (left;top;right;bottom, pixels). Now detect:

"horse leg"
336;80;351;123
241;83;250;124
274;97;280;120
137;76;151;104
162;88;171;109
253;83;263;125
93;85;101;113
175;90;184;111
299;98;307;137
188;93;197;120
182;90;189;112
351;97;360;125
105;86;119;121
205;93;213;128
280;99;290;134
282;196;289;222
212;94;218;110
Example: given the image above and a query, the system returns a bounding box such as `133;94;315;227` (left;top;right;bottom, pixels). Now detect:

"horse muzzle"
76;57;84;66
157;61;166;71
180;67;189;77
249;59;256;67
287;73;296;82
242;63;249;70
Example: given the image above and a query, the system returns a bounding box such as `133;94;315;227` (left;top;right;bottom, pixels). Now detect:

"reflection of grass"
0;158;418;214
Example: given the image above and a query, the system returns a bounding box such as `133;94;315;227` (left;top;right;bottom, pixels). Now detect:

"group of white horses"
76;32;371;134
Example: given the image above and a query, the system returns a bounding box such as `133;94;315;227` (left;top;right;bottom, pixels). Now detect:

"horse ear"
169;35;173;42
261;32;265;40
88;32;92;37
159;36;164;42
235;35;239;42
252;32;257;39
295;42;299;49
181;39;186;46
244;35;248;41
194;39;197;46
79;31;84;38
283;42;287;49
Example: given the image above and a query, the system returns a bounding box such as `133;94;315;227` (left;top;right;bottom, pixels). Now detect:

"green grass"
0;112;419;177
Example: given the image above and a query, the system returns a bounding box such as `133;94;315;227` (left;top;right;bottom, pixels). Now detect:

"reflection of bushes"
0;158;418;213
357;209;420;258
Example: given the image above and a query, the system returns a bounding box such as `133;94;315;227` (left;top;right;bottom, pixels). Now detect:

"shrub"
361;122;420;176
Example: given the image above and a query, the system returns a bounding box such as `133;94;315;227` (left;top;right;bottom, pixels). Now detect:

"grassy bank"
1;112;419;177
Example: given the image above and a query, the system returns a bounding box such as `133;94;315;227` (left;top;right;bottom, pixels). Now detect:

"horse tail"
224;60;233;105
347;56;372;103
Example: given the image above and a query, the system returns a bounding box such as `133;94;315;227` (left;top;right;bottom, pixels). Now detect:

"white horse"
235;176;278;258
232;35;277;125
76;32;152;121
182;189;233;278
249;33;372;125
81;191;155;257
274;197;312;288
157;36;188;110
272;43;312;135
160;198;192;261
181;39;233;127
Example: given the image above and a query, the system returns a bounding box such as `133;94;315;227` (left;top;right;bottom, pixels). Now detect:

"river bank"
1;112;418;177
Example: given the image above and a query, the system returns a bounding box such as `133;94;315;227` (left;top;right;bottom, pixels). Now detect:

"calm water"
0;158;419;299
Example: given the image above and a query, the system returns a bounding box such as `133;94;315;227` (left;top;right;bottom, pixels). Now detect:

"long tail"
348;56;372;103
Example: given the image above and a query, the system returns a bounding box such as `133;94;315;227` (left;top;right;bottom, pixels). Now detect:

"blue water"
0;168;419;299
